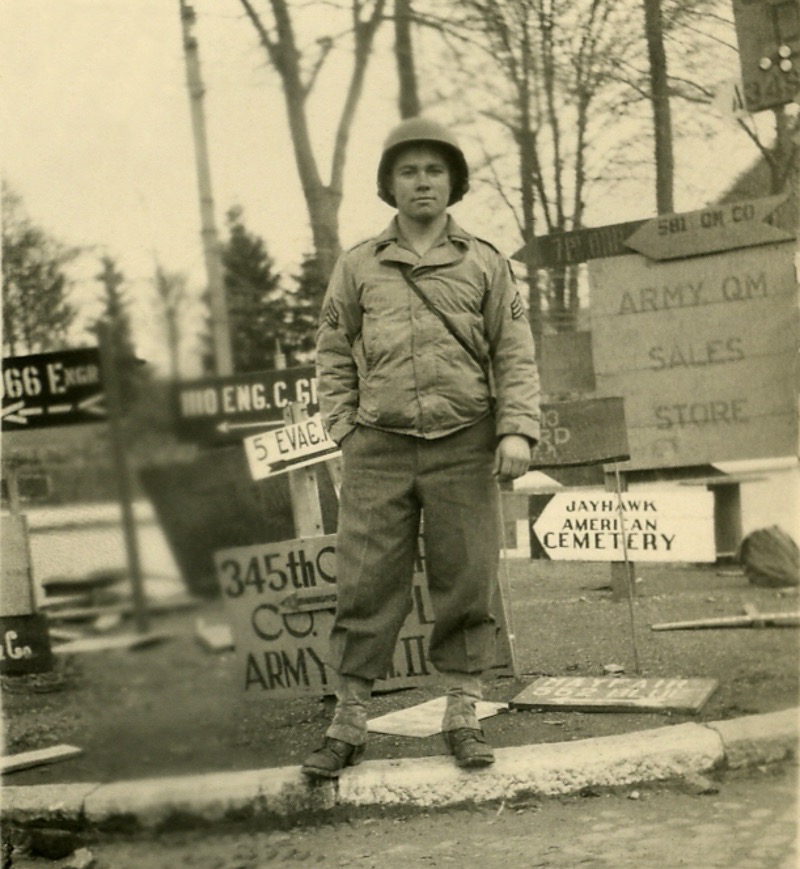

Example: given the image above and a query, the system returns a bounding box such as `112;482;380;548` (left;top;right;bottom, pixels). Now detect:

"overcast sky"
1;0;766;373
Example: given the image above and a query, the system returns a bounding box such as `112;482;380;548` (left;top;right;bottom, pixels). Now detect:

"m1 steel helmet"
377;117;470;207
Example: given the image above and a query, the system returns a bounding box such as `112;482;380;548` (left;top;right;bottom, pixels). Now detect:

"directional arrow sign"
512;219;646;268
1;348;105;430
624;194;794;260
530;490;715;562
243;413;341;481
173;365;319;445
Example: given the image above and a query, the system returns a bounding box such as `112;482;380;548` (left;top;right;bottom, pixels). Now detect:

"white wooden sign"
530;489;715;562
243;413;340;480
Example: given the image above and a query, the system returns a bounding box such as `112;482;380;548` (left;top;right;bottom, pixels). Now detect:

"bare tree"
421;0;638;338
238;0;387;282
153;264;188;381
395;0;421;117
643;0;674;213
2;182;78;355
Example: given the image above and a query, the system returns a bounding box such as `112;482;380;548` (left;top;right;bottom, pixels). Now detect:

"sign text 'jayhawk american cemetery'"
529;489;716;562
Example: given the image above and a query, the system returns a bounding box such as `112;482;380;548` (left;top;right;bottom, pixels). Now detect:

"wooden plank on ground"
1;744;82;774
367;697;508;738
651;611;800;631
510;676;718;714
44;594;198;623
52;632;172;655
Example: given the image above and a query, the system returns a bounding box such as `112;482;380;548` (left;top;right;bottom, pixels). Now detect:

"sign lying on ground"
530;398;629;468
367;697;508;738
588;242;798;469
173;366;319;445
243;414;340;480
529;489;716;562
214;535;513;698
510;676;718;714
1;348;105;430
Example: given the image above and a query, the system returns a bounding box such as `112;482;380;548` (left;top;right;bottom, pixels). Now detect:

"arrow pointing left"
625;194;794;260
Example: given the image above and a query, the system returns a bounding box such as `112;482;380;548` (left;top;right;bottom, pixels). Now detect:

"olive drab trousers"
328;416;501;685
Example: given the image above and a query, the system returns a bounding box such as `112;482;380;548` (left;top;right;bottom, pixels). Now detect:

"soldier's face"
389;145;452;223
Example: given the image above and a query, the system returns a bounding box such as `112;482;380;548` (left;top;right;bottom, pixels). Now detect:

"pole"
612;463;641;673
97;322;149;633
497;489;521;678
179;0;233;376
283;403;325;538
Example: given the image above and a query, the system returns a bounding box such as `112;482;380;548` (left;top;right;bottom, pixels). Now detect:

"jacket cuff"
496;418;540;446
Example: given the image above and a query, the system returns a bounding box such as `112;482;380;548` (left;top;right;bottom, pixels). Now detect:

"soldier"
302;117;540;778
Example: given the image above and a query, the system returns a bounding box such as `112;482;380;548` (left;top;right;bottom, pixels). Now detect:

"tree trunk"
308;188;343;284
239;0;386;284
395;0;420;117
518;120;542;361
643;0;674;214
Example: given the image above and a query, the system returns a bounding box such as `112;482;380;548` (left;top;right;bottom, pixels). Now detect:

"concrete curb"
2;709;796;831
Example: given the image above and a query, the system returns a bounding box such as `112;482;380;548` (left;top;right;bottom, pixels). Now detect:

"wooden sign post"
1;339;150;645
0;510;53;676
97;324;149;633
282;403;326;539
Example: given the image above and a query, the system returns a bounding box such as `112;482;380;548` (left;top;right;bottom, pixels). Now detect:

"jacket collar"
374;215;472;267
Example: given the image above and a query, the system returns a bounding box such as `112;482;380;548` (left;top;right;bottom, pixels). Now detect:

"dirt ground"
2;561;798;787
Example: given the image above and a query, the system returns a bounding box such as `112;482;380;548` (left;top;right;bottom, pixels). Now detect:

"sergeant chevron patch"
322;300;339;329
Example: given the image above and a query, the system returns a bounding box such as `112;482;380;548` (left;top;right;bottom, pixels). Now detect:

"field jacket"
315;216;540;445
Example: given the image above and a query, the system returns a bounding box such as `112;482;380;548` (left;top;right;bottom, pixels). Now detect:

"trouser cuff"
439;670;484;732
325;674;373;746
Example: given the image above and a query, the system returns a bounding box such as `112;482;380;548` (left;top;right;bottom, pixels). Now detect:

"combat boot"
301;737;365;779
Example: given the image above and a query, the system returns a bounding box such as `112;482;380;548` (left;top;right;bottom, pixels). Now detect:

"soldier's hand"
493;434;531;480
